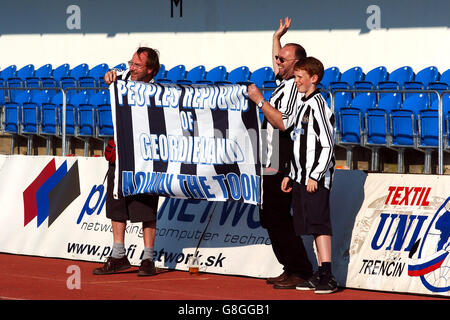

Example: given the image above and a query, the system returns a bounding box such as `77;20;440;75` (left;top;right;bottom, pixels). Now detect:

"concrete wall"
0;0;449;73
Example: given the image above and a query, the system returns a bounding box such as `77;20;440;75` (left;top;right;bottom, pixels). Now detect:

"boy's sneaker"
314;275;338;294
296;272;321;291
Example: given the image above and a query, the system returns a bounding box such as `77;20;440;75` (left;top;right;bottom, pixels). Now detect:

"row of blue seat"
320;66;450;89
335;90;450;173
3;63;449;92
1;89;112;138
337;94;450;147
0;63;276;90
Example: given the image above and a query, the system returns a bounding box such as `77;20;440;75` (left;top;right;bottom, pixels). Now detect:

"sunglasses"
275;55;298;63
128;60;145;69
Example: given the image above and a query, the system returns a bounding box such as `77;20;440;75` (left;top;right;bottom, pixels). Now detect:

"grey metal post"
61;89;67;156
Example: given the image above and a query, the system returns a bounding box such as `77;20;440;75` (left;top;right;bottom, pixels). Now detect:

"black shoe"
314;275;338;294
296;272;321;291
138;259;156;277
93;256;131;275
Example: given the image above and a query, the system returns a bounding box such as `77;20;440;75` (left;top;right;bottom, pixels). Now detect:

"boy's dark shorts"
292;181;332;236
106;164;158;223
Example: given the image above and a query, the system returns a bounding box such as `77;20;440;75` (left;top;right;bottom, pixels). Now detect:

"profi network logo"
23;159;81;227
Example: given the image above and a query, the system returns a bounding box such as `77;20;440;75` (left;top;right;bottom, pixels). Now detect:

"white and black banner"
110;81;262;205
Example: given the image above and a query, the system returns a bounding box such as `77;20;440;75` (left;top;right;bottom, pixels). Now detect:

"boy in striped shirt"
281;57;337;294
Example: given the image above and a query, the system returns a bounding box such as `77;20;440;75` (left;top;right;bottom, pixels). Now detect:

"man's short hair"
137;47;160;79
285;43;307;61
294;57;324;83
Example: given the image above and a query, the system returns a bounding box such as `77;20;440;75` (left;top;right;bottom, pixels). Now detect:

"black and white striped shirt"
288;89;336;189
264;77;304;173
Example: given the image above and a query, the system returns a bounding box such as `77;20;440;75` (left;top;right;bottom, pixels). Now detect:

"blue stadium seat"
440;69;450;85
183;65;206;84
364;108;389;171
7;78;24;102
24;77;41;91
353;81;373;96
337;107;362;169
0;65;17;80
78;77;97;94
338;107;362;145
52;64;70;82
17;64;35;80
164;65;186;82
13;90;32;106
415;66;439;86
390;109;416;146
154;64;166;81
197;66;227;84
428;82;449;109
70;63;89;80
89;89;110;106
417;108;444;173
339;67;363;86
365;108;389;146
21;102;39;134
113;63;126;71
51;92;64;107
227;66;250;84
70;90;90;109
349;92;377;115
262;80;277;101
418;109;440;147
40;102;59;136
444;94;450;149
41;77;58;97
89;63;109;86
321;67;340;89
0;78;5;106
387;66;414;86
329;81;350;93
58;103;77;136
377;81;400;99
59;77;77;98
31;90;52;122
331;91;352;130
3;102;21;134
34;64;53;79
377;93;402;113
78;104;96;137
97;104;114;136
402;93;429;115
403;81;425;100
250;67;274;88
389;108;417;173
363;66;388;85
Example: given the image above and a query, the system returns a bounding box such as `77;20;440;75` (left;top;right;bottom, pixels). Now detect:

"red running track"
0;253;446;301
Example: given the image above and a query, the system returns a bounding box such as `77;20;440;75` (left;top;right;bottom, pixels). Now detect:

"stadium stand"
0;63;449;173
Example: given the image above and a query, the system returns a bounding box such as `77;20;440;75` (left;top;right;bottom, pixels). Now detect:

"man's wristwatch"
257;99;266;108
